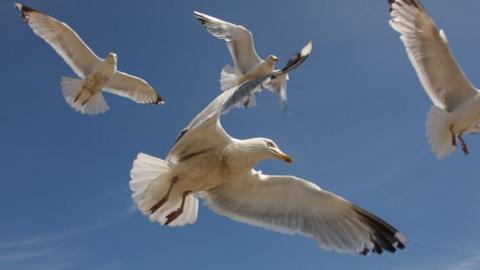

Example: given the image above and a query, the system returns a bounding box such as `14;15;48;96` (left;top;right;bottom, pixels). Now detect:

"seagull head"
245;138;293;163
267;55;279;64
106;52;117;63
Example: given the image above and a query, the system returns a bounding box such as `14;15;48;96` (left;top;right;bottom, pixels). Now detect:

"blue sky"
1;0;480;269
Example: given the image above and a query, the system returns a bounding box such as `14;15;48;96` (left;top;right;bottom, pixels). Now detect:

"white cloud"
0;249;55;262
0;212;128;269
0;220;111;249
447;252;480;270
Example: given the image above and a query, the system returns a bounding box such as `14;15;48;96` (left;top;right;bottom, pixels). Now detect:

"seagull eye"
266;141;275;148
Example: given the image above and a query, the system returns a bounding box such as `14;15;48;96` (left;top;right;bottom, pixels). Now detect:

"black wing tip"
353;207;407;256
193;11;208;25
14;3;38;19
149;95;164;105
388;0;395;13
279;41;313;74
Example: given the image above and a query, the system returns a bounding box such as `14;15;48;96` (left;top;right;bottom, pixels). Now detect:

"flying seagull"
15;3;163;115
129;51;407;255
389;0;480;159
194;11;312;111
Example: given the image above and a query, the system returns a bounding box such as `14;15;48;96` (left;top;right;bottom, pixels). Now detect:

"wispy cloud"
391;244;480;270
0;249;55;262
447;252;480;270
15;249;91;270
415;240;479;255
0;199;133;270
0;219;114;249
0;248;89;270
0;194;134;250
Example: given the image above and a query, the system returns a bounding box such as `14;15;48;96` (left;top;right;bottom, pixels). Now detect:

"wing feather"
168;42;313;161
389;0;477;112
202;170;407;255
167;77;267;162
16;3;100;78
194;11;262;73
104;71;163;105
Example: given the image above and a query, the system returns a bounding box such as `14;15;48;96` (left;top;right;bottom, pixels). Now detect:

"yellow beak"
275;150;293;163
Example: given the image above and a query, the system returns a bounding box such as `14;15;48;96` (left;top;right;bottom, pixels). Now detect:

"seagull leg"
458;133;470;155
149;177;178;214
450;125;457;147
164;190;191;225
73;89;84;103
81;94;92;106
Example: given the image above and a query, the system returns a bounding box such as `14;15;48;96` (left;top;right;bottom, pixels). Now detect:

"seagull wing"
166;91;232;163
167;44;313;162
279;41;313;74
194;11;262;73
104;71;163;105
167;114;230;163
202;170;407;255
167;75;269;162
16;3;101;78
263;41;313;109
389;0;477;112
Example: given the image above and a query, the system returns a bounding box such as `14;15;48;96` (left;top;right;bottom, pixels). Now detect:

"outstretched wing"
389;0;477;112
167;76;268;163
263;41;313;110
167;114;230;164
194;11;262;73
203;170;407;255
167;43;313;162
104;71;163;105
279;41;313;74
15;3;100;78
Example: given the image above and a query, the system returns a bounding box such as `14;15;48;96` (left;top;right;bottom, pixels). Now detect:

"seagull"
129;48;407;255
389;0;480;159
194;11;312;111
15;3;163;115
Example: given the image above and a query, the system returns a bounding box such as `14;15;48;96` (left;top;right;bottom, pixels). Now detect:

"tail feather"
220;65;242;91
84;93;108;115
243;94;257;108
263;73;289;111
426;106;455;159
221;65;258;108
129;153;198;226
60;77;109;115
61;76;84;103
130;153;171;214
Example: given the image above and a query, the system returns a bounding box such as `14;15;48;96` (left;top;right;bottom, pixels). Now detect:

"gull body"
389;0;480;158
449;97;480;134
134;136;292;224
67;53;117;107
130;52;406;255
241;56;278;85
231;56;279;106
171;137;289;191
194;11;311;110
16;3;163;115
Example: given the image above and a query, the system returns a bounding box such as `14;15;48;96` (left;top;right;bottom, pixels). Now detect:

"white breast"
451;94;480;134
84;60;116;93
245;60;274;79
